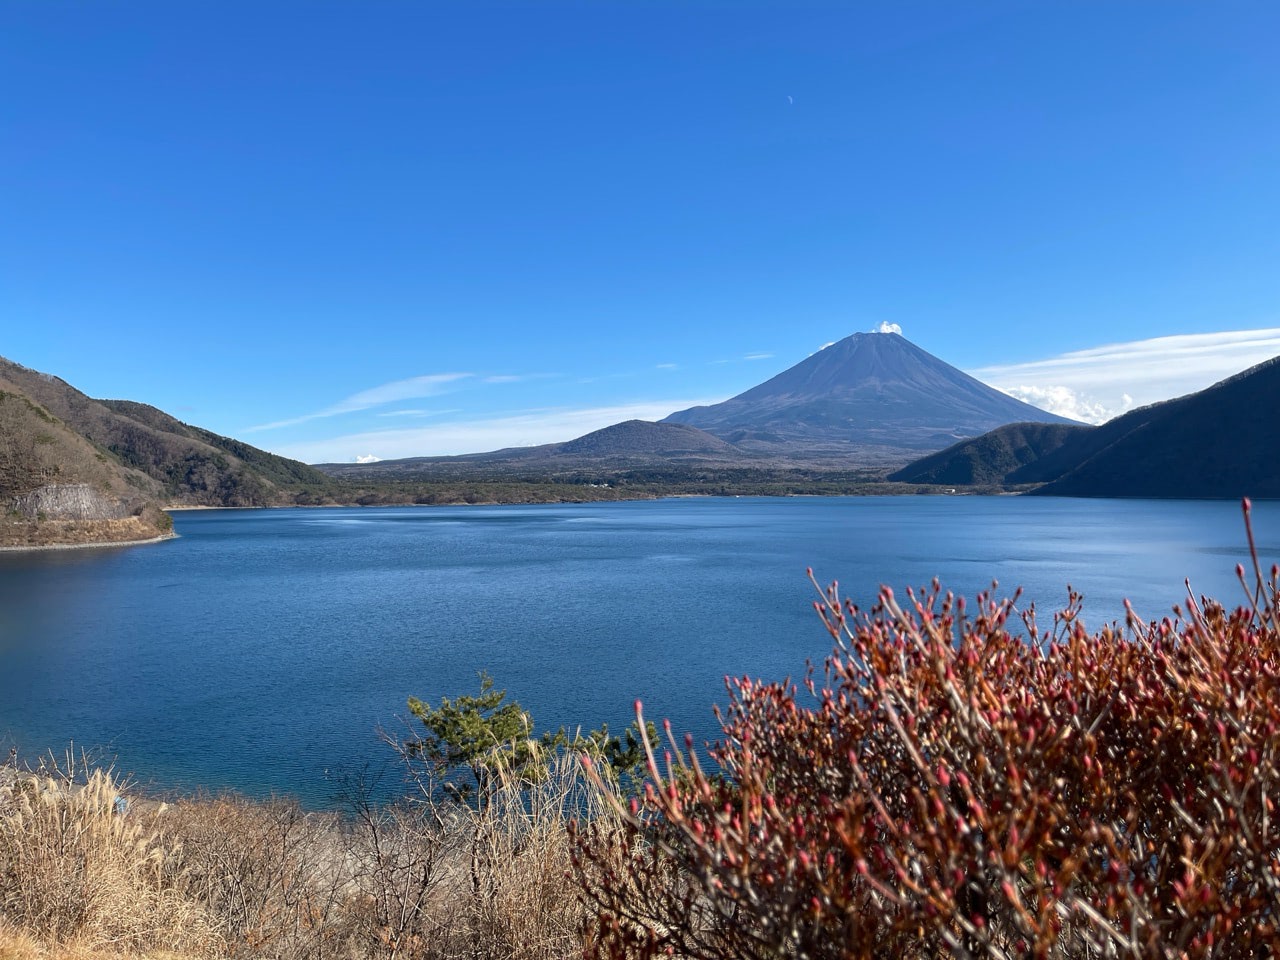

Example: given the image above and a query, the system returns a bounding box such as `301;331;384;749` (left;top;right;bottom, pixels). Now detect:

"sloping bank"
1;482;174;550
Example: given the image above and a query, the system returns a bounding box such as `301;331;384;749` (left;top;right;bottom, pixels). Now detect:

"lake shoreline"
0;532;178;554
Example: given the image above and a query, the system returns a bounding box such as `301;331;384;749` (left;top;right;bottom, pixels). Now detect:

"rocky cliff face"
8;483;138;521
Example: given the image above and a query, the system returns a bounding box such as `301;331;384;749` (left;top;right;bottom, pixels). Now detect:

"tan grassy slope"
0;379;170;547
0;752;597;960
0;356;329;508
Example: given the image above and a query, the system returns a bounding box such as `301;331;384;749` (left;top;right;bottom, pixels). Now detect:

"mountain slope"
556;420;738;458
0;357;330;507
318;420;748;482
663;332;1075;459
887;423;1090;486
1032;356;1280;499
890;355;1280;499
0;371;171;546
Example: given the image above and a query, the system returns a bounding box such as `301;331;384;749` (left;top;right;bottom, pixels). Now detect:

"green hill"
886;423;1088;486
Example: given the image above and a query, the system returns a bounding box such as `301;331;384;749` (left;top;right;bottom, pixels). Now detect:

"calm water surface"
1;496;1275;805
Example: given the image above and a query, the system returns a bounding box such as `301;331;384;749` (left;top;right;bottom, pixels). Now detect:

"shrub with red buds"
571;501;1280;959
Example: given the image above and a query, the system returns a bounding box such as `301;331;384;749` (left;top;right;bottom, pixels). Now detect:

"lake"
1;496;1275;806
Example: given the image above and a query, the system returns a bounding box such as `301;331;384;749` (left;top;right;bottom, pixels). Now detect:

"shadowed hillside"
1032;356;1280;498
887;423;1091;486
890;355;1280;499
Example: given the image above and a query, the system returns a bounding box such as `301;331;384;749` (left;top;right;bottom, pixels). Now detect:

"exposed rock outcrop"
8;483;138;521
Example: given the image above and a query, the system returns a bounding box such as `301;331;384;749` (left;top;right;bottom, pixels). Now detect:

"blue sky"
3;1;1278;462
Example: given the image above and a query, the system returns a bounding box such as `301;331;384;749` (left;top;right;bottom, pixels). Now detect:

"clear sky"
3;1;1278;463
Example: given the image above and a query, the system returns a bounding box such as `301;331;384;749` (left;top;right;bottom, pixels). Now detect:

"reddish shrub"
572;500;1280;959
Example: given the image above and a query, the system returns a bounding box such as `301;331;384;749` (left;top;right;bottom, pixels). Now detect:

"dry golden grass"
1;747;611;960
0;768;217;957
0;919;200;960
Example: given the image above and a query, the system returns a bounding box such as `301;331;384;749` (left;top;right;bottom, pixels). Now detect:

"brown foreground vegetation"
0;749;602;960
3;502;1278;958
573;503;1280;959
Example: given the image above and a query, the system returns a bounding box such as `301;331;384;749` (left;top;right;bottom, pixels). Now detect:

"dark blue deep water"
1;497;1276;805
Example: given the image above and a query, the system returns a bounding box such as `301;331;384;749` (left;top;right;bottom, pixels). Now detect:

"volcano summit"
662;330;1076;461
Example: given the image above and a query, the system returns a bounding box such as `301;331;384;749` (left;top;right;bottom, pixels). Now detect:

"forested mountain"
890;356;1280;499
887;423;1091;486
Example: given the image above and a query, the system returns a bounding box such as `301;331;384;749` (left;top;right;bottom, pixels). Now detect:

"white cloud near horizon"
968;327;1280;424
245;373;473;432
273;397;729;463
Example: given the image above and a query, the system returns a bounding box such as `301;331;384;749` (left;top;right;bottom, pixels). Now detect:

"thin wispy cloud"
273;396;728;463
576;368;646;384
376;408;460;419
245;373;473;432
743;352;774;361
969;327;1280;424
656;363;679;370
483;372;560;384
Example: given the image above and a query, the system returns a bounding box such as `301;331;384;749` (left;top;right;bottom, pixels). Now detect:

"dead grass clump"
0;768;214;956
156;794;351;960
0;917;203;960
2;755;607;960
456;749;605;959
339;746;610;960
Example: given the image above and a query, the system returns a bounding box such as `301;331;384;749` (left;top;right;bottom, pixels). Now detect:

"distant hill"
663;332;1076;460
0;357;330;508
891;355;1280;499
887;423;1091;486
556;420;737;457
319;420;747;482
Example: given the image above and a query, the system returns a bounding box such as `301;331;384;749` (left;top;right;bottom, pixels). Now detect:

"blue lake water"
1;496;1276;805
